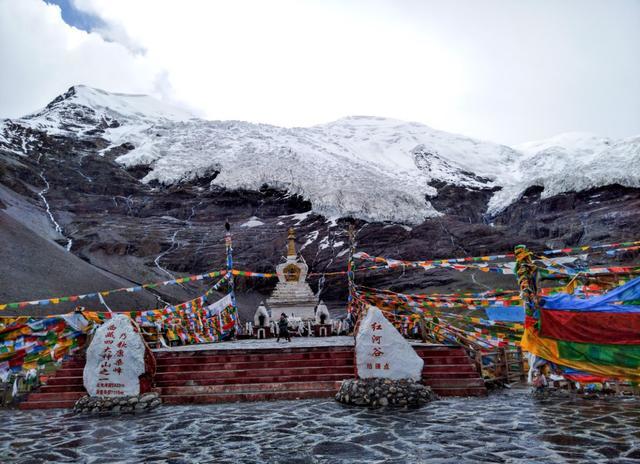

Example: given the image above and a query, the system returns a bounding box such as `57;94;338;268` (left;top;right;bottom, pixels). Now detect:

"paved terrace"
2;391;640;463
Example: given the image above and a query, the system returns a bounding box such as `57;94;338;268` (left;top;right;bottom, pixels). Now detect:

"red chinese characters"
97;321;128;391
370;321;384;358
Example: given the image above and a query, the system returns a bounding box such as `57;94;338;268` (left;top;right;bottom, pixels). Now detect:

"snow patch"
299;231;319;251
241;217;265;228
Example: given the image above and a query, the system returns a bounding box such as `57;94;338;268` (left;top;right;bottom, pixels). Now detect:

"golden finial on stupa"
287;227;296;257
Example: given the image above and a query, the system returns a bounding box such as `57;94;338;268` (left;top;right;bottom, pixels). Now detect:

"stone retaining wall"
335;378;436;408
74;392;161;414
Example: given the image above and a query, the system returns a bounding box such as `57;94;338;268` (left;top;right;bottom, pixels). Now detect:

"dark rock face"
493;184;640;247
0;101;638;320
426;181;500;223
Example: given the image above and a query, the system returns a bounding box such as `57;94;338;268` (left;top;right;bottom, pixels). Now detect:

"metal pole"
419;313;428;343
346;224;359;378
515;244;539;384
347;224;356;315
224;220;238;336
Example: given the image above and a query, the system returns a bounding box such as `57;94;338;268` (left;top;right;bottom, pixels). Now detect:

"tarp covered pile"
521;277;640;382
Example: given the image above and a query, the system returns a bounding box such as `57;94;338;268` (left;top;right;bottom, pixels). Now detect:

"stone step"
57;361;85;369
26;391;85;402
419;356;477;366
414;347;468;356
422;364;478;373
154;350;354;365
161;388;337;404
154;345;353;356
44;376;84;386
156;354;355;368
155;365;355;380
160;380;341;396
49;367;84;377
39;384;86;393
156;358;354;372
155;373;351;388
422;372;481;380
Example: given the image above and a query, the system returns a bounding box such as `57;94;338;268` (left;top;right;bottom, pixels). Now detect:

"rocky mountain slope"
1;86;638;317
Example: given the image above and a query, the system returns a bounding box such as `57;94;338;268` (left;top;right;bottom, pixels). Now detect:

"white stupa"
266;228;318;320
315;301;331;325
254;302;270;327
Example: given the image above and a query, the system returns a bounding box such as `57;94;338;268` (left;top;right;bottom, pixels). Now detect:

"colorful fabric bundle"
354;288;523;349
353;252;517;274
0;313;92;378
521;276;640;381
132;291;237;345
556;366;610;384
485;305;525;322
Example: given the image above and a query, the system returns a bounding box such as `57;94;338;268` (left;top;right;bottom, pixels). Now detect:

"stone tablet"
356;306;424;381
83;314;146;397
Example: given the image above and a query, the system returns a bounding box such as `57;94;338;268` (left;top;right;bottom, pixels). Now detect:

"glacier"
2;86;638;224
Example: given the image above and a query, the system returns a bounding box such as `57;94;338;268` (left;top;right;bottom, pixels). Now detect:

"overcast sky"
1;0;638;145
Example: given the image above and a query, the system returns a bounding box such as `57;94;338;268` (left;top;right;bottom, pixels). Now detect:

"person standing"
277;313;291;342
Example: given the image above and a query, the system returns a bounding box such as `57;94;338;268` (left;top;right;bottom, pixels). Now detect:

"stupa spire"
287;227;297;257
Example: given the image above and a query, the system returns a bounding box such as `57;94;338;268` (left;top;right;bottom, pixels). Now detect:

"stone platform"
18;338;486;409
154;336;356;352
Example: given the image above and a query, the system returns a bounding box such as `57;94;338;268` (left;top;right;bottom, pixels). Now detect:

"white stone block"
83;314;146;397
356;306;423;381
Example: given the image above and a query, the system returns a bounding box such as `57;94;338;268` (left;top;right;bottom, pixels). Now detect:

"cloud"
2;0;639;144
69;0;470;131
0;0;165;118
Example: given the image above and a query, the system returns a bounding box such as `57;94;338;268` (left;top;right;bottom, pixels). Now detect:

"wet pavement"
1;390;640;463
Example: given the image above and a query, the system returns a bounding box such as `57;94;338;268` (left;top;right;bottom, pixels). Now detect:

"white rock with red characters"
355;306;424;381
83;314;146;397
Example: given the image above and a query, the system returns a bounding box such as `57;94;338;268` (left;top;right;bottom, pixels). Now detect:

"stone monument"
355;306;423;380
266;228;319;321
335;306;435;408
79;314;159;413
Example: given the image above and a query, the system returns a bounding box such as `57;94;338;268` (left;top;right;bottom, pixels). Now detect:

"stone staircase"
18;356;86;410
18;343;485;409
156;346;354;404
415;345;487;397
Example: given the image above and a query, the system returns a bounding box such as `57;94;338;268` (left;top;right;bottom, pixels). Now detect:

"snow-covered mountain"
1;85;638;312
488;132;640;214
5;85;638;224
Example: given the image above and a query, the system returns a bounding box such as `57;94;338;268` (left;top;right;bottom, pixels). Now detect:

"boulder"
355;306;423;381
83;314;149;397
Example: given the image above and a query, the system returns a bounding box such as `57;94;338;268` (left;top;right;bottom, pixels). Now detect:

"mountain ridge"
0;85;638;315
6;85;638;225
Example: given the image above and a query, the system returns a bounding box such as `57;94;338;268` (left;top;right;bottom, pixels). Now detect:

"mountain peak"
4;85;638;224
33;85;196;123
516;132;614;157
